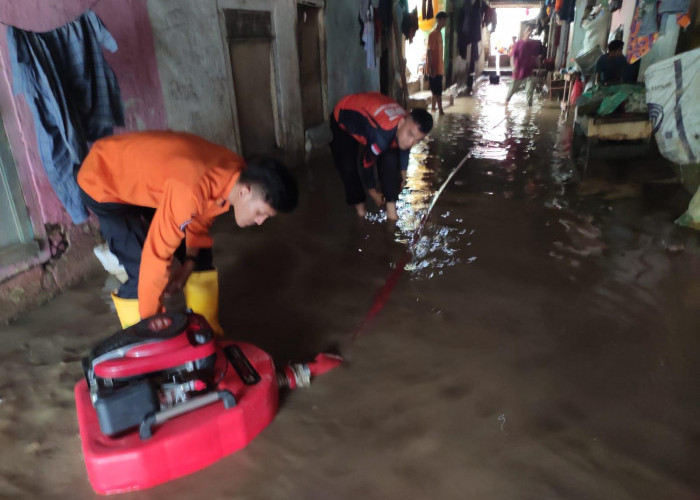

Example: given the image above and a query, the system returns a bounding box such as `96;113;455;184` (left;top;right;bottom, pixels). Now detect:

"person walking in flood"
77;131;298;332
427;11;448;115
329;92;433;220
505;25;543;107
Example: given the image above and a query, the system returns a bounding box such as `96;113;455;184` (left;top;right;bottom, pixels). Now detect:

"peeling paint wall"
0;0;166;321
325;1;380;109
0;0;166;227
146;0;236;150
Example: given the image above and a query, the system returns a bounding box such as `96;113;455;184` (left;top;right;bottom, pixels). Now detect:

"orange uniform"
78;131;243;318
332;92;408;170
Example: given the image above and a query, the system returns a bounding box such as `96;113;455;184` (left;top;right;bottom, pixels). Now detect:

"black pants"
429;75;443;96
80;188;213;299
329;115;402;205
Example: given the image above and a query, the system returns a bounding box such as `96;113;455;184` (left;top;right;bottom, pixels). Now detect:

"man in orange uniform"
330;92;432;220
427;11;447;115
77;131;298;332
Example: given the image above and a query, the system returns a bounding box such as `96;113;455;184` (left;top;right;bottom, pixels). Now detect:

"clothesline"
0;0;102;28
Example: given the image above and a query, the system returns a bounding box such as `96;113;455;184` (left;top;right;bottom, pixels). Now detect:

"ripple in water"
405;222;477;279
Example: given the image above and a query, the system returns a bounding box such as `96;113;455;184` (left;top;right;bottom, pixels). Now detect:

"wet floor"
1;80;700;500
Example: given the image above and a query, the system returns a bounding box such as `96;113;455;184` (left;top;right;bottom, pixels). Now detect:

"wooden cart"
572;112;653;174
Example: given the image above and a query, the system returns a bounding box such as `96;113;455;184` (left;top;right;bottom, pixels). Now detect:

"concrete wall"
145;0;235;150
569;0;592;63
325;0;380;109
146;0;304;158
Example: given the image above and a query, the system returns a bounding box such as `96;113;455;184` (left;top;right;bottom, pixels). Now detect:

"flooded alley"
1;80;700;500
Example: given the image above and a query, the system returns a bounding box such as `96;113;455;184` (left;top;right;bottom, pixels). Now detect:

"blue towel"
7;11;124;224
658;0;690;13
637;0;659;37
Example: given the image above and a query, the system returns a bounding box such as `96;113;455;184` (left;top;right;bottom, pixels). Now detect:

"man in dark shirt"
330;92;433;220
595;40;632;85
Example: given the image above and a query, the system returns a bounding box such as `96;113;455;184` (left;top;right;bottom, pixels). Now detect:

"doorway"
0;117;38;270
224;9;281;159
296;4;326;130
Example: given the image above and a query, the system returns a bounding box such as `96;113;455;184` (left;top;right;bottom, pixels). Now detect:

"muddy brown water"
1;81;699;499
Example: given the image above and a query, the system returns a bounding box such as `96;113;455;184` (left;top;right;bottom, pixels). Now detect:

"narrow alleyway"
1;80;699;500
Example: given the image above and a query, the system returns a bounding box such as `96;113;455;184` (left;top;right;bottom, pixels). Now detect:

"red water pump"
74;311;341;494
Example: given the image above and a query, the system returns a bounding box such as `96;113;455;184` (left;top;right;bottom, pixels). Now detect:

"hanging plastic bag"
569;78;584;107
644;47;700;165
676;184;700;230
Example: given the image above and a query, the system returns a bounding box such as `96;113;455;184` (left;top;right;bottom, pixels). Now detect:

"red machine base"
74;341;278;495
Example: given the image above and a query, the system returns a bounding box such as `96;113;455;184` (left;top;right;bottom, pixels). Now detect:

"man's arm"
138;180;199;318
426;33;434;76
399;148;409;172
163;214;215;297
399;148;409;189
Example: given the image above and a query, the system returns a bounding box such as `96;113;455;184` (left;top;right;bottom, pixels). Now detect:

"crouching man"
77;130;298;332
330;92;433;220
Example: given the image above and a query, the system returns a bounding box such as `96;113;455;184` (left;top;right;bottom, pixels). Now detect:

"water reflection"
391;80;607;280
404;220;478;279
393;114;476;278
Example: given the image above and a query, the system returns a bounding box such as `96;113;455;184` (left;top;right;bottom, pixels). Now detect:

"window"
0;116;38;269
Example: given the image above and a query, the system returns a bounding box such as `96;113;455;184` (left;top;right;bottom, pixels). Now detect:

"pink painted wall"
0;0;166;227
611;0;637;50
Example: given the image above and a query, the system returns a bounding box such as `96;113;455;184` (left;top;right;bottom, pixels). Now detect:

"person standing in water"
329;92;433;220
505;25;543;107
427;11;448;115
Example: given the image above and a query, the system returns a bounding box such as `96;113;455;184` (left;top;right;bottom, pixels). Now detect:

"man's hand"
367;188;386;207
386;202;398;221
164;258;196;297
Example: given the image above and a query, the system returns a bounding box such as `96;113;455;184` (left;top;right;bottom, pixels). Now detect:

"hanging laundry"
579;4;611;55
627;0;658;63
536;7;550;35
482;5;497;33
7;10;125;224
658;0;692;33
372;6;380;42
359;1;376;68
422;0;434;21
658;0;690;13
458;0;482;60
675;12;691;28
358;0;370;46
378;0;393;28
558;0;577;22
608;0;623;11
401;7;419;43
637;0;659;37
